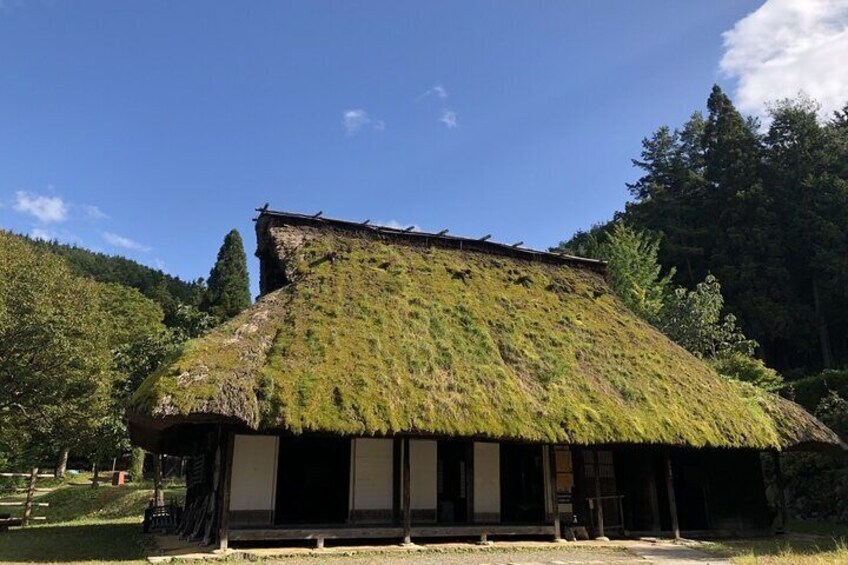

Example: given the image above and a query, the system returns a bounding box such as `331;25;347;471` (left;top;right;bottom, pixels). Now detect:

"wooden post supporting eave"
547;445;562;541
646;458;661;533
592;448;606;540
664;451;680;541
772;451;787;535
402;437;412;545
21;467;38;527
218;431;235;551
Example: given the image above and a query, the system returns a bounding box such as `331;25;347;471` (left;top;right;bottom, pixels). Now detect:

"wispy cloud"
417;84;448;101
720;0;848;119
102;231;151;253
342;108;385;135
84;204;109;220
439;109;458;129
13;191;68;223
31;228;56;241
375;219;419;231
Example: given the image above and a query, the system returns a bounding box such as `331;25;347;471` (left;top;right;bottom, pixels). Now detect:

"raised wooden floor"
229;523;556;542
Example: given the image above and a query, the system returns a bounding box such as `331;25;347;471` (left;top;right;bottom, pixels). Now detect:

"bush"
791;370;848;410
712;352;783;392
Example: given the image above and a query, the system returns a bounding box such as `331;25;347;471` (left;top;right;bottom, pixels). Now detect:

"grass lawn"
702;521;848;565
0;476;181;564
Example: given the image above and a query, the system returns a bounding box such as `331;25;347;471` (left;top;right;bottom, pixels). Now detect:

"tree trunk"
55;447;69;479
812;280;834;369
92;463;100;488
153;454;165;506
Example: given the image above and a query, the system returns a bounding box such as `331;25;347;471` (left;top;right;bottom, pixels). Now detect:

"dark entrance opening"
673;451;710;531
500;443;545;523
275;436;350;525
437;440;471;523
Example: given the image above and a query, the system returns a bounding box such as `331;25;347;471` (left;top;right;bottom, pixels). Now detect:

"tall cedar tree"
203;229;251;320
566;86;848;374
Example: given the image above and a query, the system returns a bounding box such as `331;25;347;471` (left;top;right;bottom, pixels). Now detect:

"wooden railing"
0;468;52;530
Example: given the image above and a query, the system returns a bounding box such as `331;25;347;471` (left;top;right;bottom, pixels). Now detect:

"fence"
0;468;53;530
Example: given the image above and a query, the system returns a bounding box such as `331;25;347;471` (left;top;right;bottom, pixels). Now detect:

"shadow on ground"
0;522;149;563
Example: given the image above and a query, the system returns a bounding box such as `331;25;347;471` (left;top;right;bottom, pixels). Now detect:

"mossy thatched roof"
129;212;843;453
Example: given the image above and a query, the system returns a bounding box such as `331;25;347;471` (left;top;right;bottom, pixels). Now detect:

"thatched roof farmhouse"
128;209;844;548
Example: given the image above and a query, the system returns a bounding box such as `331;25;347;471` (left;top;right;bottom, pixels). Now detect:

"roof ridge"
256;207;607;274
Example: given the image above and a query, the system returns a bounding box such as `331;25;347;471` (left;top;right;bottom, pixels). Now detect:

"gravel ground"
228;546;643;565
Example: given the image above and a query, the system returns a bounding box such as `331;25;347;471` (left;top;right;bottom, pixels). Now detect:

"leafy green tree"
0;232;111;467
203;229;251;320
567;223;674;322
657;274;756;359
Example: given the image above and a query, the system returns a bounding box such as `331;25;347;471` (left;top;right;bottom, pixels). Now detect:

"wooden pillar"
21;467;38;527
547;445;562;541
153;455;164;506
664;451;680;541
218;432;235;551
592;448;606;540
392;437;402;524
772;451;787;535
402;437;412;545
646;457;661;533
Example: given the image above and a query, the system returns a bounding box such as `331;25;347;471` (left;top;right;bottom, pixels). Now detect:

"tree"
0;232;111;467
566;223;674;322
656;274;756;359
203;229;251;320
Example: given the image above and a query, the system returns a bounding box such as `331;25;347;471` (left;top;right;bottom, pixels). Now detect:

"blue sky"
2;1;842;297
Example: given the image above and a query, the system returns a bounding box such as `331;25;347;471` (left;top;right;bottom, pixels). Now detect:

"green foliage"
815;390;848;437
22;233;203;316
568;222;675;322
131;228;837;450
97;283;165;349
711;351;783;392
576;85;848;375
0;232;111;467
791;370;848;411
202;229;251;320
657;274;757;358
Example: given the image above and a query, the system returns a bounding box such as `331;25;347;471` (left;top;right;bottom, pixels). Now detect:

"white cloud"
417;85;448;101
439;109;458;129
13;191;68;223
342;108;385;135
84;205;109;219
375;220;419;231
102;231;151;253
31;228;56;241
720;0;848;119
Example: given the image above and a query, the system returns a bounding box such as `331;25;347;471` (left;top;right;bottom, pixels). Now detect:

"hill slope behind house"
16;233;202;313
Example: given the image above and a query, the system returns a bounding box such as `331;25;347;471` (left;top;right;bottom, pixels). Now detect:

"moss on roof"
129;223;842;451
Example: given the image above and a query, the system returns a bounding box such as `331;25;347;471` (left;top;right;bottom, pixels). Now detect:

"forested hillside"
21;234;204;317
559;86;848;379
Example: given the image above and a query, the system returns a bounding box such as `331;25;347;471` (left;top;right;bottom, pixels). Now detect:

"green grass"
0;480;182;565
700;521;848;565
0;521;150;564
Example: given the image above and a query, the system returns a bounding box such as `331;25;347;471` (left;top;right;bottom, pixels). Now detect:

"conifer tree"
203;229;251;320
